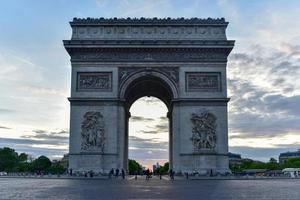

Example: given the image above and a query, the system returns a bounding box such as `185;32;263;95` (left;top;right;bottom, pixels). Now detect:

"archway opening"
121;73;177;174
128;96;169;174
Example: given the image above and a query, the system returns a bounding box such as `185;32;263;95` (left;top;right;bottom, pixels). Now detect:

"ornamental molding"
118;67;179;87
70;48;229;62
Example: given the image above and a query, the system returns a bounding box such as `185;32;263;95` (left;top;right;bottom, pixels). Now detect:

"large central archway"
120;71;178;170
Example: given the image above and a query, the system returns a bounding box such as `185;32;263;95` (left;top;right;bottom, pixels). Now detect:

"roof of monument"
71;17;228;25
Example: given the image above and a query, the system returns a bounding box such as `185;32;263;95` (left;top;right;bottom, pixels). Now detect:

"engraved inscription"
186;72;220;92
77;72;112;91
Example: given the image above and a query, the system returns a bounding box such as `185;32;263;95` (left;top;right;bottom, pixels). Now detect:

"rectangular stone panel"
77;72;112;91
186;72;221;92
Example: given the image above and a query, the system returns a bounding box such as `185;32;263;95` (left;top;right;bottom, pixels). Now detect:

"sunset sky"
0;0;300;167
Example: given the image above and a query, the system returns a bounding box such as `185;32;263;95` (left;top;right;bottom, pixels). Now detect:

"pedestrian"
146;169;150;180
122;169;125;179
109;168;114;179
169;169;174;180
135;171;138;180
159;171;162;180
115;169;119;178
69;168;73;176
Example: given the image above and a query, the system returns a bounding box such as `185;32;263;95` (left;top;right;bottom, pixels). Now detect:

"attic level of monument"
68;17;231;41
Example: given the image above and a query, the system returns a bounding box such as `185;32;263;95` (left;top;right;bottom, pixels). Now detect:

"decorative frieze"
77;72;112;91
81;111;105;153
190;109;217;151
71;49;228;62
71;26;226;40
186;72;221;92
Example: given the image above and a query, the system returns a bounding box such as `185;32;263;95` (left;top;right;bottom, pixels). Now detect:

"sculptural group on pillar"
190;109;217;151
81;111;105;153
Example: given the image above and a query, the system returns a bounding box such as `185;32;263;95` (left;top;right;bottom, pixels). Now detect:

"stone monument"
63;17;234;174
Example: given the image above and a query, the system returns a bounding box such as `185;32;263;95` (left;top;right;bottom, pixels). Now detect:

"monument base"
173;154;230;175
68;154;121;174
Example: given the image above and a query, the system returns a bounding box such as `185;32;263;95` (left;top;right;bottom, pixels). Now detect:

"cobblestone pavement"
0;176;300;199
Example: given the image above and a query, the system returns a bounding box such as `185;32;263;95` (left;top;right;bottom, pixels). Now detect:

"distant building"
228;152;242;166
279;149;300;163
61;153;69;169
153;162;160;172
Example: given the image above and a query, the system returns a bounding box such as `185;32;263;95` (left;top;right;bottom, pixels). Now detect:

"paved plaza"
1;176;300;199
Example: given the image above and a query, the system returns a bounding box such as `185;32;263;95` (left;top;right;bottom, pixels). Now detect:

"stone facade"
64;17;234;174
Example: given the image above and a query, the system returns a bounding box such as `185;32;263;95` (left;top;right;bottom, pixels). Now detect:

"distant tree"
128;159;142;175
18;153;28;163
32;155;52;172
266;158;279;170
0;147;19;172
156;162;169;174
49;162;66;175
281;158;300;168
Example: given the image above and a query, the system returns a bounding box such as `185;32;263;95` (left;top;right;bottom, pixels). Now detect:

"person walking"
121;169;125;180
135;171;138;180
109;168;114;179
145;169;150;180
115;169;119;178
169;169;174;180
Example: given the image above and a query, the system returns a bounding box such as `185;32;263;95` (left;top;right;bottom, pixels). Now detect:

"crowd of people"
107;168;176;180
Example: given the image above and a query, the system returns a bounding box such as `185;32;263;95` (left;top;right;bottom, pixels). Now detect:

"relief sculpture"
81;111;105;153
78;73;112;90
186;72;220;91
190;109;217;151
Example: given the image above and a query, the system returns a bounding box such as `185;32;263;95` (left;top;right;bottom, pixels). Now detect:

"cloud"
227;42;300;148
21;129;69;141
0;108;15;114
129;135;168;151
129;136;169;167
0;128;69;159
0;125;11;129
139;130;157;135
20;86;67;97
130;116;154;122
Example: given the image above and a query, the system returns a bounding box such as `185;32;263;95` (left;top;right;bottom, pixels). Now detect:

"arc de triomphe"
63;17;234;174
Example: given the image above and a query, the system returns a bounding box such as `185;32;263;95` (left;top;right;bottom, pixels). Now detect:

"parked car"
0;171;8;176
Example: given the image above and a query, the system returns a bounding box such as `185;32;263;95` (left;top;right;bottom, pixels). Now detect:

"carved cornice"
71;17;228;25
67;47;232;63
63;39;234;46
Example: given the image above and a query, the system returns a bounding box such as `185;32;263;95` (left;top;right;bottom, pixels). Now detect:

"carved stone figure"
190;109;217;150
81;112;105;153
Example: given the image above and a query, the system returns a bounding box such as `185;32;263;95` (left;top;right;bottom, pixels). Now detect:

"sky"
0;0;300;167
